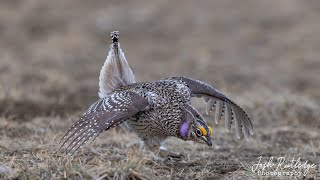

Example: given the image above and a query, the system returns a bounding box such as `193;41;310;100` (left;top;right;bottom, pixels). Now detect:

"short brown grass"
0;0;319;179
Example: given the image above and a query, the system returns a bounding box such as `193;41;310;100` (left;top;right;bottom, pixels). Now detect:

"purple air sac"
180;121;189;139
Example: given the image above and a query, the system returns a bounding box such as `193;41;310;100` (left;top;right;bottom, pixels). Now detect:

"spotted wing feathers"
60;91;148;155
173;76;254;140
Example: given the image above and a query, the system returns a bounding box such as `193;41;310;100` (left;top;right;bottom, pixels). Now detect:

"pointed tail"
99;31;136;98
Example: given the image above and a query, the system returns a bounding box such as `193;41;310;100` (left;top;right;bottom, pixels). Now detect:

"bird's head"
179;109;213;147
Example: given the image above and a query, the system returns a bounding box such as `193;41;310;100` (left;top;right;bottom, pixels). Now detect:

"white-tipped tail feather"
99;31;136;98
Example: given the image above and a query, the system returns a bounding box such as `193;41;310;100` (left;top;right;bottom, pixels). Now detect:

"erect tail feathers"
99;32;135;98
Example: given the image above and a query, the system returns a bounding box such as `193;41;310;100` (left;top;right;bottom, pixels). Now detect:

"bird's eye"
196;128;202;136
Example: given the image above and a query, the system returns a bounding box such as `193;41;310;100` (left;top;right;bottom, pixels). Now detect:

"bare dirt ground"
0;0;319;179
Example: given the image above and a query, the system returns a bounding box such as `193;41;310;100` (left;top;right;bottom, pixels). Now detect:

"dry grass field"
0;0;319;179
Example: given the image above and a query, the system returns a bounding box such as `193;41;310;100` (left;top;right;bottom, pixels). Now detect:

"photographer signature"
251;156;317;176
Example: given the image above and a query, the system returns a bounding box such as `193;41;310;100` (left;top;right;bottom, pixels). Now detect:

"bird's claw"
161;150;185;162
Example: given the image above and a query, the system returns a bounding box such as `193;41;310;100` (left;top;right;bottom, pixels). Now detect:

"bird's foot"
146;144;185;161
159;149;185;161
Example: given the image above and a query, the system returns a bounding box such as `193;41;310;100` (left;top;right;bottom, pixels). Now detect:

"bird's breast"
122;80;192;137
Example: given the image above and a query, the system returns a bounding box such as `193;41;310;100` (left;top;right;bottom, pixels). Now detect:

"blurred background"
0;0;319;179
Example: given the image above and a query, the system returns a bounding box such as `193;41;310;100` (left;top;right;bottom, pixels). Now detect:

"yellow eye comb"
199;126;213;136
199;127;207;136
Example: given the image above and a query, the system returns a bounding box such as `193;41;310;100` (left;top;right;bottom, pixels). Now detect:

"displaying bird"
60;31;253;159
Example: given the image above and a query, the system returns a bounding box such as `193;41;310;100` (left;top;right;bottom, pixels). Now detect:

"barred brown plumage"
59;31;254;159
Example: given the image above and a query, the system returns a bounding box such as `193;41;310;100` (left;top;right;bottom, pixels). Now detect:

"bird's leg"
145;142;184;160
159;146;185;159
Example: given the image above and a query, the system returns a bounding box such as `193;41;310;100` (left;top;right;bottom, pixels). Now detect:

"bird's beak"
200;136;212;147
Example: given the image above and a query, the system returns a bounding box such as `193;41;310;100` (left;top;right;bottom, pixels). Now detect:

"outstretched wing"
172;77;254;140
59;91;149;155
